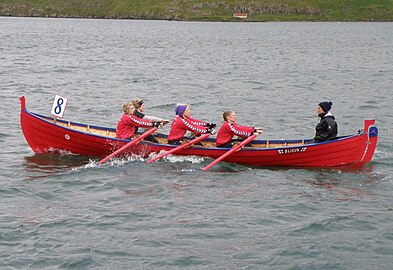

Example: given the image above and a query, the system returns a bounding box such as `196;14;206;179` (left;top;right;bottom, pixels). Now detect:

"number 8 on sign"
51;95;68;118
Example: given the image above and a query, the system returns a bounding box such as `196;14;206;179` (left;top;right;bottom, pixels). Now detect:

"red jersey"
116;113;154;139
168;116;209;141
216;121;254;146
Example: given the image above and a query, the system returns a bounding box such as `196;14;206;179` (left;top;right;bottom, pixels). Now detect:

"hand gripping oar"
202;134;258;171
97;127;158;165
147;133;210;163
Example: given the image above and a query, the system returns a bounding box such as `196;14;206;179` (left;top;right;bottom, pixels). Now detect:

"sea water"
1;18;392;269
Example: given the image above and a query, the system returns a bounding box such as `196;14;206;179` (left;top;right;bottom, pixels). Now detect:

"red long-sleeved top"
216;121;254;146
168;116;209;141
116;113;154;139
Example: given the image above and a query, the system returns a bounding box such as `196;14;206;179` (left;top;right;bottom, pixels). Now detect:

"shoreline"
1;0;392;22
1;15;391;22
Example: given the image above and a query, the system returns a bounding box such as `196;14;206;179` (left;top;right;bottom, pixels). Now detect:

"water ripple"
1;18;392;269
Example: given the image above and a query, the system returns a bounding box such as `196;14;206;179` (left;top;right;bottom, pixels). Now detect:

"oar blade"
97;127;157;165
202;134;258;171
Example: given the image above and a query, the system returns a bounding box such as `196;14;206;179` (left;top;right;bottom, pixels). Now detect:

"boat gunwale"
23;108;361;151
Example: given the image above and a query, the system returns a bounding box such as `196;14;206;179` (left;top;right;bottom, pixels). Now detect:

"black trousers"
128;134;159;143
216;142;233;148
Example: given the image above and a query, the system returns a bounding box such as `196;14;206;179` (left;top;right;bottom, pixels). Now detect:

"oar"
97;127;158;165
202;134;258;171
147;133;210;163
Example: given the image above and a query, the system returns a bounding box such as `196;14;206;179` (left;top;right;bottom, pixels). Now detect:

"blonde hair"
123;102;133;114
223;110;235;121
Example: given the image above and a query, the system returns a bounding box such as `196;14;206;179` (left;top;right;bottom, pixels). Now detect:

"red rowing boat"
19;96;378;168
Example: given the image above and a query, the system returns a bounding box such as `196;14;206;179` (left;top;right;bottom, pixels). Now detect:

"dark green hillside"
0;0;392;21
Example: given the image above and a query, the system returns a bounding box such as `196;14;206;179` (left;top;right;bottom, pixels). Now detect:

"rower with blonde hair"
116;102;161;140
216;110;262;148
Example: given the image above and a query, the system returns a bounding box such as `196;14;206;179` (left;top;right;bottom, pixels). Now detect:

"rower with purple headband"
167;104;216;145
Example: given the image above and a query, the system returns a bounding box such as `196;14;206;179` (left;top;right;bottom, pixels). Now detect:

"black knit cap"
319;101;332;112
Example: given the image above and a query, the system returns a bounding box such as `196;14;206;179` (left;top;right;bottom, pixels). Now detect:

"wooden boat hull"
20;96;378;167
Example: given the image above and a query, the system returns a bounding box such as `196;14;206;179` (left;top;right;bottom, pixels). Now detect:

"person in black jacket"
314;101;338;143
131;98;169;143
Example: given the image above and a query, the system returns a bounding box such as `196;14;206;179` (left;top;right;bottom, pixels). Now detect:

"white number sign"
51;95;68;118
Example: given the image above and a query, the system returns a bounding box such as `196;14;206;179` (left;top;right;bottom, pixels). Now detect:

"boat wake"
77;153;206;171
86;155;148;168
148;151;205;164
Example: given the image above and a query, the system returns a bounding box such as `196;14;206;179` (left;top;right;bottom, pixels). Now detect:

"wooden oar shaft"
202;134;258;171
98;128;157;165
147;133;210;163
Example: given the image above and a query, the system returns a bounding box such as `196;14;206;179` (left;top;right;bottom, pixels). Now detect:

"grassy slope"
0;0;392;21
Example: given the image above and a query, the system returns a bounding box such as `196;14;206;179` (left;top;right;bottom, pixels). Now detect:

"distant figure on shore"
216;110;262;148
313;101;338;143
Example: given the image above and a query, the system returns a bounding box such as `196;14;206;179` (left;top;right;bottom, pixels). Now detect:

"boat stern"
360;119;378;163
